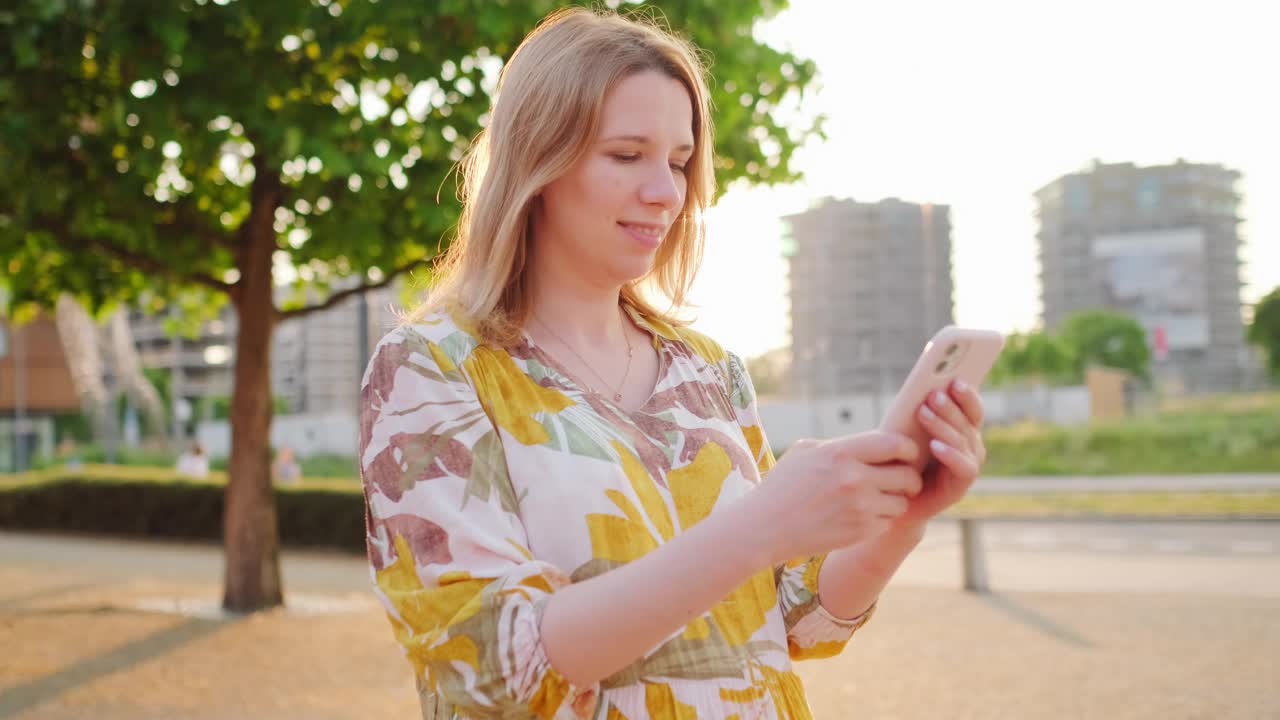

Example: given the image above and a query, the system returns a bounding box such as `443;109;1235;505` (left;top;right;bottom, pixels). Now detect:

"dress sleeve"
359;327;598;718
725;351;877;661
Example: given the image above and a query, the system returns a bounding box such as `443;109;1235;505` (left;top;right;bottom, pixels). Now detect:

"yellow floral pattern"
359;304;874;719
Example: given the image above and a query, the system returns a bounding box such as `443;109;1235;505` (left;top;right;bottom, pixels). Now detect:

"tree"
1247;287;1280;381
988;330;1073;386
104;307;169;437
1;1;821;611
1058;309;1151;382
54;296;168;448
745;347;790;398
53;295;113;443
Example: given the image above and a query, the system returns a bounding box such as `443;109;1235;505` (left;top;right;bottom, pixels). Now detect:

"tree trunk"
53;294;111;443
105;308;168;438
222;166;283;612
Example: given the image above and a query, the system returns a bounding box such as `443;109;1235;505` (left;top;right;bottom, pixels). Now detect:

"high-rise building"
130;306;237;414
784;197;955;397
129;283;403;423
272;285;400;415
1035;159;1248;392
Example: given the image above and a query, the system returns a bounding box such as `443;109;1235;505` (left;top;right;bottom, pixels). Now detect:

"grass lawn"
981;391;1280;476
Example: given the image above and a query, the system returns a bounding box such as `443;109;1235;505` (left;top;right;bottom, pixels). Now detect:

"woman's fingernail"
930;439;947;454
920;405;935;420
933;391;947;406
954;379;969;392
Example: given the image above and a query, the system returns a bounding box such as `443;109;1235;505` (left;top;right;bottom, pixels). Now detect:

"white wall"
196;411;359;459
759;385;1090;451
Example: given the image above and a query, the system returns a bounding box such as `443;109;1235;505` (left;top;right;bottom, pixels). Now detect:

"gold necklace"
533;309;635;404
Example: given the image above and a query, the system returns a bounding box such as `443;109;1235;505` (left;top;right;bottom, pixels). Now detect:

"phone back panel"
878;326;1005;466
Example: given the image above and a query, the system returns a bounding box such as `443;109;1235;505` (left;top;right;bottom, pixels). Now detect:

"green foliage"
295;453;359;478
208;452;356;476
0;0;820;315
34;442;181;470
991;309;1151;386
52;412;94;445
201;394;289;421
1058;308;1151;382
989;330;1074;386
1247;286;1280;381
982;395;1280;475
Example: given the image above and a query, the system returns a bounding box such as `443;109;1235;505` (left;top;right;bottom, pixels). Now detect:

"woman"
359;8;988;719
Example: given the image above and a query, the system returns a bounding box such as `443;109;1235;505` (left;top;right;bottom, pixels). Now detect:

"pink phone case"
878;326;1005;469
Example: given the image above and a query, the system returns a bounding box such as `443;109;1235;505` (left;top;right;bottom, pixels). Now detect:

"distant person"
175;441;209;478
56;437;84;470
272;446;302;485
358;8;991;719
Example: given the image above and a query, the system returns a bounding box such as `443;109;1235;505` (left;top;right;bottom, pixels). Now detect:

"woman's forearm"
539;491;780;687
816;521;927;619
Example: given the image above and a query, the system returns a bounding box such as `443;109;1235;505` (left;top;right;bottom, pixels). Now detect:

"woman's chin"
614;259;656;286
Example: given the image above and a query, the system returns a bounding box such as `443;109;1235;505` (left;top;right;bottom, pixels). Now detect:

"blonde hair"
404;7;715;346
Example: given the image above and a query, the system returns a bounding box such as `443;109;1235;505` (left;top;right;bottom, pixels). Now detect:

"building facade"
129;283;404;425
1035;159;1250;392
785;197;955;397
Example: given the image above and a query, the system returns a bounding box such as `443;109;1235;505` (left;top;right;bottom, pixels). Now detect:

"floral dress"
358;303;874;720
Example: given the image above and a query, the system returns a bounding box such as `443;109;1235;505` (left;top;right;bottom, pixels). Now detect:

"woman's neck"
528;281;627;348
526;253;628;348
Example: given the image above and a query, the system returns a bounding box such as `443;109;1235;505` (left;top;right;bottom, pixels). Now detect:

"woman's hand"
749;431;922;565
898;378;987;527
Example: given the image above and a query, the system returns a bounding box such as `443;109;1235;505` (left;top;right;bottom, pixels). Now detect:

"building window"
1136;176;1161;209
1066;180;1090;213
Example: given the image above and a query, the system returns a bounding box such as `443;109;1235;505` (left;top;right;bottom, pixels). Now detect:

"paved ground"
2;523;1278;719
934;519;1279;557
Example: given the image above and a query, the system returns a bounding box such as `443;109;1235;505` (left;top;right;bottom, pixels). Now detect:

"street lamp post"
13;323;28;472
171;306;185;445
357;291;370;386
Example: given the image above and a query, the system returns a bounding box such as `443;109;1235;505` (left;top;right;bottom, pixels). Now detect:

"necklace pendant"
613;392;623;403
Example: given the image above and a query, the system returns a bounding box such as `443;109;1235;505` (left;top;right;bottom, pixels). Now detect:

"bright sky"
688;0;1279;359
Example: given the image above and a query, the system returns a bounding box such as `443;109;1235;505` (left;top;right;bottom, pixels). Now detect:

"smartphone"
878;326;1005;470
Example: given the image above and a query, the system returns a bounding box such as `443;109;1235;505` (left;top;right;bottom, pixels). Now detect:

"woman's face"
532;70;695;288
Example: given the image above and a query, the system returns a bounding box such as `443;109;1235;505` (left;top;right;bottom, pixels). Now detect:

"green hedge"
0;468;367;553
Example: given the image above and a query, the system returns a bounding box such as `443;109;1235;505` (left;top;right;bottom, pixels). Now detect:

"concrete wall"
196;411;359;459
760;385;1090;451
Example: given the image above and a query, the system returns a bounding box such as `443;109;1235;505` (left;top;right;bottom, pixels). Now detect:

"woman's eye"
612;153;640;163
670;162;689;174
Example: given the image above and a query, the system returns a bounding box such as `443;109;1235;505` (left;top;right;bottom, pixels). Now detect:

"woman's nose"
638;162;682;210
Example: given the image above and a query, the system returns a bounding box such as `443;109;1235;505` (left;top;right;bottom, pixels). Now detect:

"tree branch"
93;235;238;295
166;198;239;252
277;257;430;322
34;217;237;296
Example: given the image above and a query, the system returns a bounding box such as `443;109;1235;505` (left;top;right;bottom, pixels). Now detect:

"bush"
32;444;180;471
0;467;367;553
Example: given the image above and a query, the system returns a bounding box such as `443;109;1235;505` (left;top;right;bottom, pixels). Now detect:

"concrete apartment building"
271;285;401;415
128;284;402;423
1035;159;1251;392
785;197;955;397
